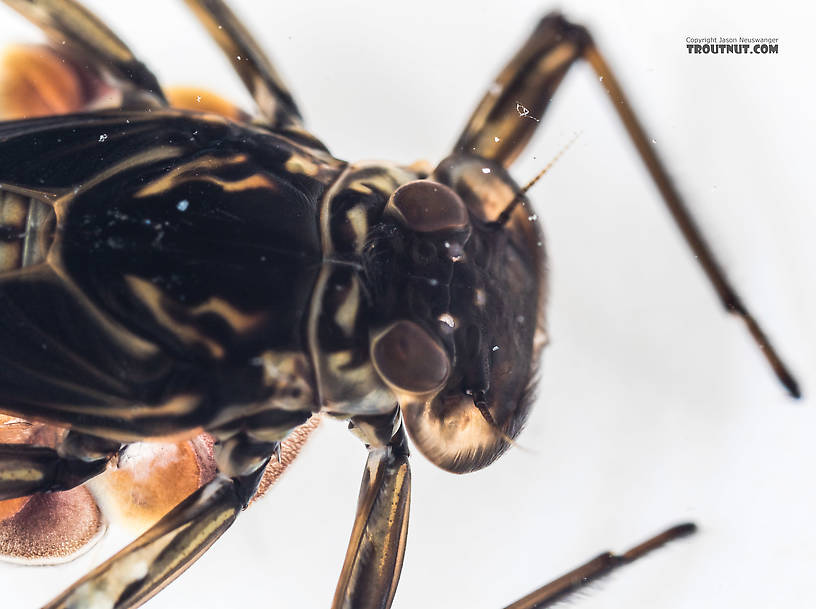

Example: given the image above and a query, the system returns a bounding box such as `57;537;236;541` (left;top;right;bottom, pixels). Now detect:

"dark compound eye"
386;180;470;233
371;320;450;394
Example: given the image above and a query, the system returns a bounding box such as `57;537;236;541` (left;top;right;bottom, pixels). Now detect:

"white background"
1;1;815;608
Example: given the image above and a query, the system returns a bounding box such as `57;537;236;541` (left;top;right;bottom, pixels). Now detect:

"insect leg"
454;13;799;397
182;0;303;130
1;0;166;107
502;523;696;609
0;431;117;500
455;13;586;167
333;411;411;609
40;444;269;609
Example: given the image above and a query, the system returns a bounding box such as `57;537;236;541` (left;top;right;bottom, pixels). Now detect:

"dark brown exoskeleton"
0;1;799;608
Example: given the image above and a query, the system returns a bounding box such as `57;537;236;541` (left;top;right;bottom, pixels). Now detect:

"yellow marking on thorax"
134;153;273;198
125;275;225;359
327;350;354;368
334;275;361;335
54;146;184;219
189;298;266;333
53;394;200;423
345;206;369;254
284;154;321;177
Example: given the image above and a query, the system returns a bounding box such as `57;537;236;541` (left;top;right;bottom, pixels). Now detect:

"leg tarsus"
582;44;800;397
503;523;697;609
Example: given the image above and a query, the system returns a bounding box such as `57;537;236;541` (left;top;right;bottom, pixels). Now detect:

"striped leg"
0;444;109;500
332;416;411;609
41;462;266;609
0;421;111;565
453;13;798;397
0;431;117;501
183;0;303;130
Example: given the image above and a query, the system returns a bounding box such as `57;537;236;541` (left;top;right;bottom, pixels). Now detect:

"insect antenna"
492;132;581;227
